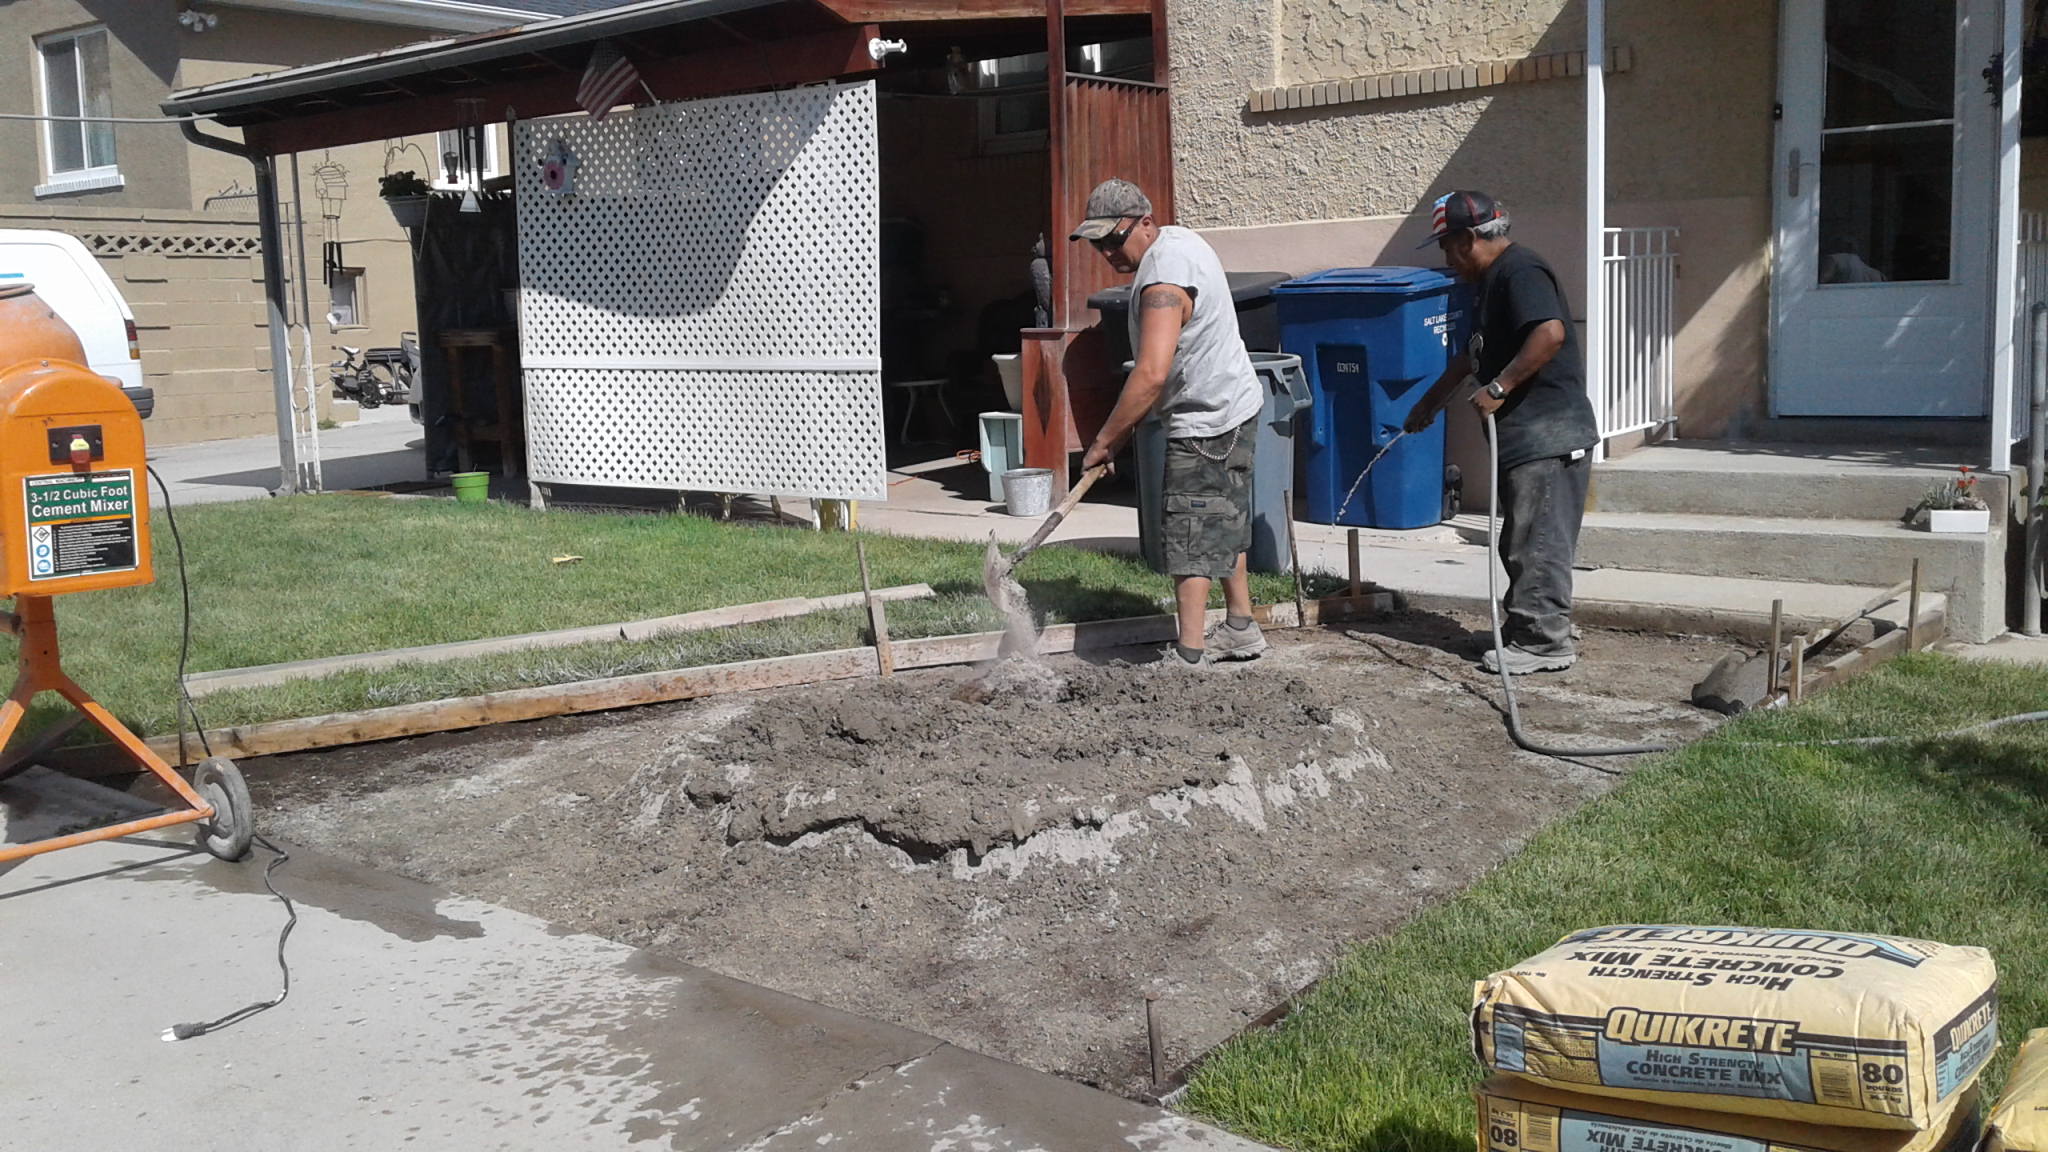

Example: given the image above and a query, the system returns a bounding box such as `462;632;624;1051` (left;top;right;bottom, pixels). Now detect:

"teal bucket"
451;471;490;504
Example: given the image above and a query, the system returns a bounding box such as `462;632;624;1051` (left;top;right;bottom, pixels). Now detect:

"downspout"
2028;303;2044;637
181;119;300;495
1585;0;1607;463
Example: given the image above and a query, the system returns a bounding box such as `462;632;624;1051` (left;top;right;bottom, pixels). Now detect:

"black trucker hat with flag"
1418;189;1503;247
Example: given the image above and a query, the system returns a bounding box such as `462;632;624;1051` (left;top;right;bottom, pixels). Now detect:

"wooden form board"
181;584;936;700
149;608;1285;762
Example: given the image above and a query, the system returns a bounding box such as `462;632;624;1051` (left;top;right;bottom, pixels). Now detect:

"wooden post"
856;541;893;678
1148;0;1174;219
1768;598;1783;696
1789;635;1805;705
1045;0;1069;330
1347;528;1361;596
1285;488;1307;628
1907;559;1923;653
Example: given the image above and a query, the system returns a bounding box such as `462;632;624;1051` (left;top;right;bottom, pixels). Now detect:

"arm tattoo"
1140;285;1188;310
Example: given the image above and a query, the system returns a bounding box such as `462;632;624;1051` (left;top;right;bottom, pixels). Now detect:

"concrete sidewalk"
0;768;1266;1151
146;403;426;506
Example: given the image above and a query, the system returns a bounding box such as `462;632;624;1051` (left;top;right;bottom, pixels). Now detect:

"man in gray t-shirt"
1075;179;1266;667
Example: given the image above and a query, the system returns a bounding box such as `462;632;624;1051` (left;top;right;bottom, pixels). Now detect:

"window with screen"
37;27;117;190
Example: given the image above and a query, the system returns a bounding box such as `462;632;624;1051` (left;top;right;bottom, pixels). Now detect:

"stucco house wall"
1166;0;1779;441
0;1;461;446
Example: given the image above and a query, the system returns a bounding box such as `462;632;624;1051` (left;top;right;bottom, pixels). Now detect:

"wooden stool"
439;328;523;477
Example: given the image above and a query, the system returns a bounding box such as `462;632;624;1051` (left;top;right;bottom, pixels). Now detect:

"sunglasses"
1088;217;1139;252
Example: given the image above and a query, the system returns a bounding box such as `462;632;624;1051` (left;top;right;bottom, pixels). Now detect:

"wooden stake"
1347;528;1361;596
1768;599;1783;696
1284;488;1307;628
856;540;894;678
1907;559;1922;653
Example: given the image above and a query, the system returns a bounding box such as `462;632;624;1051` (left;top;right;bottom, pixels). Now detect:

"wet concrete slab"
0;769;1272;1150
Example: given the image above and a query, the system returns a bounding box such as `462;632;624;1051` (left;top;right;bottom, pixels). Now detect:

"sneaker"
1480;643;1577;674
1154;643;1209;670
1205;619;1269;662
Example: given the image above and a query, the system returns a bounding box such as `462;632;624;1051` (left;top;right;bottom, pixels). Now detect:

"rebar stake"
1768;599;1783;697
1907;559;1922;653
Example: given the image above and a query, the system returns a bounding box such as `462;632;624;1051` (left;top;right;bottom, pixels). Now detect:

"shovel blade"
983;536;1010;615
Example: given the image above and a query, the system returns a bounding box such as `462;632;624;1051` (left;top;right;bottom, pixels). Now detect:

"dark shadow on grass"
1350;1112;1471;1152
1870;738;2048;852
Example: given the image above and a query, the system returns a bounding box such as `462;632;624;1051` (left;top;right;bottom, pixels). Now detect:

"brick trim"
1249;44;1633;114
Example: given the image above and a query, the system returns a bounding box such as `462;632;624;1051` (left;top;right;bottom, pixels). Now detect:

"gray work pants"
1497;450;1591;656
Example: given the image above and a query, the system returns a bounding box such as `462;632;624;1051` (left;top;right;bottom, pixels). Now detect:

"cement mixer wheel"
194;756;254;861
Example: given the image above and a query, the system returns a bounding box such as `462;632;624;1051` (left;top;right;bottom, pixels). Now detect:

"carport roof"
163;0;1152;155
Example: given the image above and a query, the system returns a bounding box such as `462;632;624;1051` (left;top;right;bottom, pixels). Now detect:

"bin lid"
1272;266;1458;294
1086;270;1300;312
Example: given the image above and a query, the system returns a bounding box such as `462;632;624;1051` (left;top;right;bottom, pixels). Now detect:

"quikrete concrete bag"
1983;1029;2048;1152
1476;1076;1981;1152
1471;926;1998;1129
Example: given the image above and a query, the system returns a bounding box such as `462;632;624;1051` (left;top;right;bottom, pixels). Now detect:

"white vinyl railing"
1601;226;1678;441
2015;211;2048;442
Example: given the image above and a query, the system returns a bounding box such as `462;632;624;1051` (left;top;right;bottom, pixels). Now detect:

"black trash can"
1088;270;1293;368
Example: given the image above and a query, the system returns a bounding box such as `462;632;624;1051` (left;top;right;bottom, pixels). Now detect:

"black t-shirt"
1472;243;1599;469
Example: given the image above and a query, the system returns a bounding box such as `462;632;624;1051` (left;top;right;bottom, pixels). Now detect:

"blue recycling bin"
1274;267;1471;529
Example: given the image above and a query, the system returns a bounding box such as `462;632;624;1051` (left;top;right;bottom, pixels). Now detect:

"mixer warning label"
23;470;136;580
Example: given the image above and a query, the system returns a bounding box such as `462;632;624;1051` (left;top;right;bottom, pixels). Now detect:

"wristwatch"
1484;380;1508;401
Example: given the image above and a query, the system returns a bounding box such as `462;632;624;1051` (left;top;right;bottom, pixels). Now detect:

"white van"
0;230;149;418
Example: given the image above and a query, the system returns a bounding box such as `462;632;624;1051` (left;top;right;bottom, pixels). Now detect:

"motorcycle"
329;341;415;409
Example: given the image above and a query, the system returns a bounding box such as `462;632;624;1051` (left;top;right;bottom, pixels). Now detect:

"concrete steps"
1566;442;2008;642
1589;441;1995;521
1572;512;1995;641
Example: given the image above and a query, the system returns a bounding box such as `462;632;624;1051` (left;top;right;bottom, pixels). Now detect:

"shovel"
982;464;1110;625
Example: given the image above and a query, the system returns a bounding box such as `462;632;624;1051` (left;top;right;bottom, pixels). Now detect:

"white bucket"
990;353;1024;412
1002;468;1052;517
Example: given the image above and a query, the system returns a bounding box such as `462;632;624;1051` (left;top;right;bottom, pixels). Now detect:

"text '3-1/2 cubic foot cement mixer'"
0;281;252;864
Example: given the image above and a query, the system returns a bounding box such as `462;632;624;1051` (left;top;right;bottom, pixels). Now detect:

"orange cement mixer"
0;282;251;862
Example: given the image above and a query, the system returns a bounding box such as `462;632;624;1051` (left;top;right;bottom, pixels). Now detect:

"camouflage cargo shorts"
1162;417;1255;580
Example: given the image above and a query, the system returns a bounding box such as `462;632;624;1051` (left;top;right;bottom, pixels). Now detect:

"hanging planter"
377;170;431;232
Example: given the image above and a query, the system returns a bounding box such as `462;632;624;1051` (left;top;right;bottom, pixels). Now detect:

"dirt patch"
236;613;1731;1098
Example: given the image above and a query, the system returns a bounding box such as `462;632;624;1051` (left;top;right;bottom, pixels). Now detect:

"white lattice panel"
514;82;882;500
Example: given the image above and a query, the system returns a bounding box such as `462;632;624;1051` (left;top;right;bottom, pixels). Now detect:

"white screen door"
1772;0;1997;416
515;82;883;500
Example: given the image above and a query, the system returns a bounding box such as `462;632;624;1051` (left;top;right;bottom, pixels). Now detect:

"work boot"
1205;618;1268;661
1480;643;1577;674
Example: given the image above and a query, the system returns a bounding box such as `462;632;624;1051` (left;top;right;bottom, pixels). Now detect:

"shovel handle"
1010;464;1109;566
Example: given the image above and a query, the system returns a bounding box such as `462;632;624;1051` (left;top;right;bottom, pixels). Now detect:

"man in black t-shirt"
1403;191;1600;673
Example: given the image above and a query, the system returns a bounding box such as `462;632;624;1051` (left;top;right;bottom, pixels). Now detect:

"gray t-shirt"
1128;226;1263;439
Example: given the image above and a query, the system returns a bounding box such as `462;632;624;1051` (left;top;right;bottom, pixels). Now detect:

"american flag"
1430;193;1451;236
577;40;642;122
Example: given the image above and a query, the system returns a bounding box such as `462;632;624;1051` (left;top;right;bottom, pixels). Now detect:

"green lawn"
1183;653;2048;1152
1;494;1327;739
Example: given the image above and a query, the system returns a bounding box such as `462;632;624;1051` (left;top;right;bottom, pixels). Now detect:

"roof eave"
162;0;789;116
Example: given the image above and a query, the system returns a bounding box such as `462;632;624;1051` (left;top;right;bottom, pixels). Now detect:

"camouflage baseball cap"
1070;178;1154;241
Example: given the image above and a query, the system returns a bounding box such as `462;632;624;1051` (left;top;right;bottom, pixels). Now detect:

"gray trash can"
1135;351;1313;575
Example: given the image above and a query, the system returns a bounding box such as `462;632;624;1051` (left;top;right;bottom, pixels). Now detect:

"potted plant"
1917;466;1992;533
378;170;431;231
